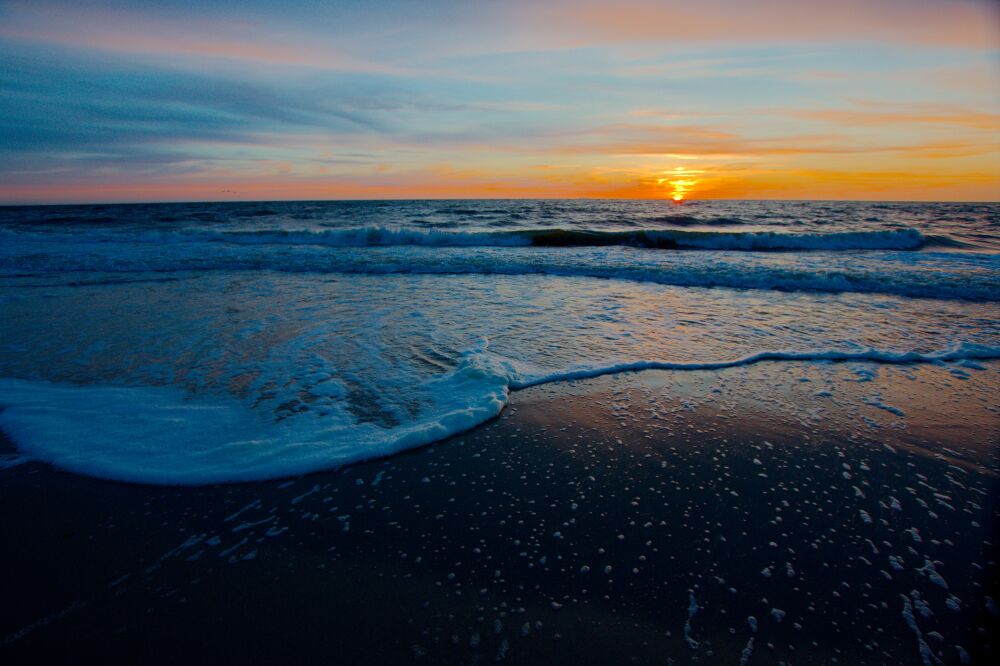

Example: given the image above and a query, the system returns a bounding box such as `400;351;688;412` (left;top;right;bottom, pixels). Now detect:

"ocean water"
0;199;997;484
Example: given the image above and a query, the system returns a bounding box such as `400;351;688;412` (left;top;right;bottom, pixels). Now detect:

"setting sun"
669;180;693;201
658;167;702;201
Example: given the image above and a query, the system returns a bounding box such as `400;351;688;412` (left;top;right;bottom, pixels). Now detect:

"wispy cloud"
537;121;1000;160
0;2;424;75
791;100;1000;130
525;0;1000;49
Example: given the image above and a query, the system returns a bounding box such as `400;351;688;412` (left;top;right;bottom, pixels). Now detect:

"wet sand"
1;361;998;664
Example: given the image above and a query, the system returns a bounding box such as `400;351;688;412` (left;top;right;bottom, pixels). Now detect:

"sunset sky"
1;0;998;203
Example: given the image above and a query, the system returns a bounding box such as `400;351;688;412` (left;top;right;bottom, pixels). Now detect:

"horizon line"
2;196;998;208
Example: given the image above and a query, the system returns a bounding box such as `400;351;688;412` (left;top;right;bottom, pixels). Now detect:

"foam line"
508;343;1000;389
2;343;998;485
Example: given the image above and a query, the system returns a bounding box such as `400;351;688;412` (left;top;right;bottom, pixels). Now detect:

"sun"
657;167;701;202
669;179;697;201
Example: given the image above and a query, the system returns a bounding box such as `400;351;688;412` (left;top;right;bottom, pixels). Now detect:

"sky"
1;0;998;203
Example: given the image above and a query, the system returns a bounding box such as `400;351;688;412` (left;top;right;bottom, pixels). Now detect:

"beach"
2;0;998;660
2;360;997;664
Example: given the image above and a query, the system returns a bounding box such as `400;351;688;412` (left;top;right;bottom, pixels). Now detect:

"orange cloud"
530;0;1000;49
792;104;1000;130
543;122;1000;160
6;156;996;204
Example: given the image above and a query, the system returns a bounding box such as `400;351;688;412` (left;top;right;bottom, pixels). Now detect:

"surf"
1;342;998;485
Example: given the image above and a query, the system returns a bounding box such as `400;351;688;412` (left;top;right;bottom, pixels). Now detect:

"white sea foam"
0;346;508;484
1;342;997;484
505;343;1000;390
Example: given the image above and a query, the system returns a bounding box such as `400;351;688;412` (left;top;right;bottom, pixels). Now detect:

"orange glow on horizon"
2;160;998;205
657;167;702;202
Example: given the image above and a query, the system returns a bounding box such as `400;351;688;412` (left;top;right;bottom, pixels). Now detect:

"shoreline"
1;361;998;664
3;346;998;487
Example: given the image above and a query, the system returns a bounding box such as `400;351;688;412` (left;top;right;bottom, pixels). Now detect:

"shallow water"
0;200;998;483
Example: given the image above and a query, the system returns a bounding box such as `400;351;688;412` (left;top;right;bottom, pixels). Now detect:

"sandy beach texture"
1;361;997;664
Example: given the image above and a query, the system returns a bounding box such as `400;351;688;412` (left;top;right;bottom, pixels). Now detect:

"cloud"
791;101;1000;130
525;0;1000;50
0;2;413;74
537;121;1000;160
0;51;402;165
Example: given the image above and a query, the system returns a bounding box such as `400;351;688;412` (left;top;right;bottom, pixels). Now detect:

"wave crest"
3;226;933;252
206;226;932;251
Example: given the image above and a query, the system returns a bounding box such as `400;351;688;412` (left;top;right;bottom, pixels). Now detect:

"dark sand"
1;361;997;664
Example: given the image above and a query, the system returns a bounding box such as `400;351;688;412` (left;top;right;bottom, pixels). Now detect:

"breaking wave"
0;226;940;251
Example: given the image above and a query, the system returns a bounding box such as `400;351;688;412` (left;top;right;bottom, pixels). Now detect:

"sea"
0;199;997;484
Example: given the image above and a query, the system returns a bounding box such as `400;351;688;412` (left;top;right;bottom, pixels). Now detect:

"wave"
1;226;936;251
921;233;970;249
3;243;995;300
2;342;997;485
643;214;747;226
0;347;510;485
209;226;935;251
507;343;1000;388
524;227;929;250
